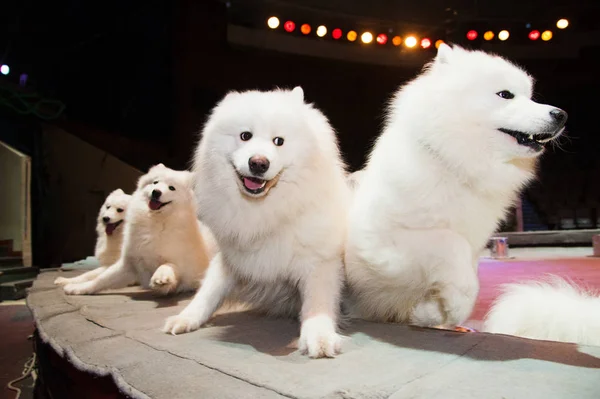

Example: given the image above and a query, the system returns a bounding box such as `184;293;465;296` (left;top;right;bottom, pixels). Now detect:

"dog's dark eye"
106;205;111;209
117;208;124;213
153;180;158;185
240;131;253;141
169;186;175;191
273;137;284;146
497;90;515;99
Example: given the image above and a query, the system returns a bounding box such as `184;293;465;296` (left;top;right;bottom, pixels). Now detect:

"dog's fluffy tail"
483;275;600;346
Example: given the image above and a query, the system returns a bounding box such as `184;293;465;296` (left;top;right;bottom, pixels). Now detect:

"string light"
284;21;295;32
316;25;327;37
0;65;9;75
300;24;311;35
361;32;373;44
376;34;388;45
267;17;280;29
541;30;553;41
263;16;561;50
556;19;569;29
529;30;540;40
404;36;417;48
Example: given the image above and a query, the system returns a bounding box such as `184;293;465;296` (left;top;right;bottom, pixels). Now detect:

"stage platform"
28;251;600;399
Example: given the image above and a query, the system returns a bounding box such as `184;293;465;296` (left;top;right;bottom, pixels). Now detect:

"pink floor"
468;255;600;328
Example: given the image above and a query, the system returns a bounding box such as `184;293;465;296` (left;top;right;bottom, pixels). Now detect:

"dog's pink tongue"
243;177;264;190
105;223;116;236
149;199;162;210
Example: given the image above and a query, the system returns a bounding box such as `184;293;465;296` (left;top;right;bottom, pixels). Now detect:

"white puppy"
345;44;567;328
484;276;600;346
54;188;131;286
62;164;213;296
163;87;349;358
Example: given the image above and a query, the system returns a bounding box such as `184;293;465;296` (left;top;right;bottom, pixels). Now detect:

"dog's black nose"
151;189;162;199
550;108;567;124
248;156;270;175
103;216;110;223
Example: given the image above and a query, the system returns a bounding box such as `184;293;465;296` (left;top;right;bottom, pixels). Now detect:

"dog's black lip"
497;128;555;151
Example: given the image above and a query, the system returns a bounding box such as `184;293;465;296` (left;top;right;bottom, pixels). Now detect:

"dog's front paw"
150;265;178;295
63;282;92;295
299;315;343;358
54;277;71;286
162;313;202;335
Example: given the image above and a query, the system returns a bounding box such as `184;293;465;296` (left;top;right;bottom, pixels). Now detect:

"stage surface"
29;256;600;399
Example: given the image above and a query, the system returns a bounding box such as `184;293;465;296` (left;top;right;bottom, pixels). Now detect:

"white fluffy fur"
54;188;132;286
345;44;566;327
163;87;350;358
484;276;600;346
62;164;214;296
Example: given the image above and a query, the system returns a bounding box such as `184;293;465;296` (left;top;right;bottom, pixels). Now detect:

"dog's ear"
136;173;154;190
435;43;454;65
112;188;125;195
291;86;304;102
222;90;240;101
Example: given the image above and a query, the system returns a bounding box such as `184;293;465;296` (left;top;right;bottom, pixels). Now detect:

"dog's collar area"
497;128;556;152
105;220;123;235
148;199;172;211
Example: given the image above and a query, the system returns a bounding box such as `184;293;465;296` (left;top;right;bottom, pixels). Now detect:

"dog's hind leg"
63;259;136;295
408;229;479;327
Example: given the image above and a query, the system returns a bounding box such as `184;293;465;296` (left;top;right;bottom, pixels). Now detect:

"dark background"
0;0;599;265
2;0;598;169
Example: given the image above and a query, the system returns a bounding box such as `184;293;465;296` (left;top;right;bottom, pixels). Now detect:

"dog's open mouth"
498;128;560;152
148;199;171;211
237;173;280;197
105;220;123;235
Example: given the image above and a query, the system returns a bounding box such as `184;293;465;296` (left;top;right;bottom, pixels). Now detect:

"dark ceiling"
234;0;599;29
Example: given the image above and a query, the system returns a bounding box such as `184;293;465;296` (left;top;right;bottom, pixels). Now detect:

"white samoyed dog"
484;276;600;346
344;44;567;328
54;188;132;286
62;164;214;296
162;87;349;358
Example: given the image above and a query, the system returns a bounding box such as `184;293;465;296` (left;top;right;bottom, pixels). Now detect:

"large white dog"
344;44;567;328
163;87;349;358
62;164;213;296
54;188;132;286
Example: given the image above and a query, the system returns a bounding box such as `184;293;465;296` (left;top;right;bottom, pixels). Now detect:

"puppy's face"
136;164;194;212
98;189;131;235
201;87;316;199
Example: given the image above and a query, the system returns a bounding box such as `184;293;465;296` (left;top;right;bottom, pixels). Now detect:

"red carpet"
469;256;600;325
